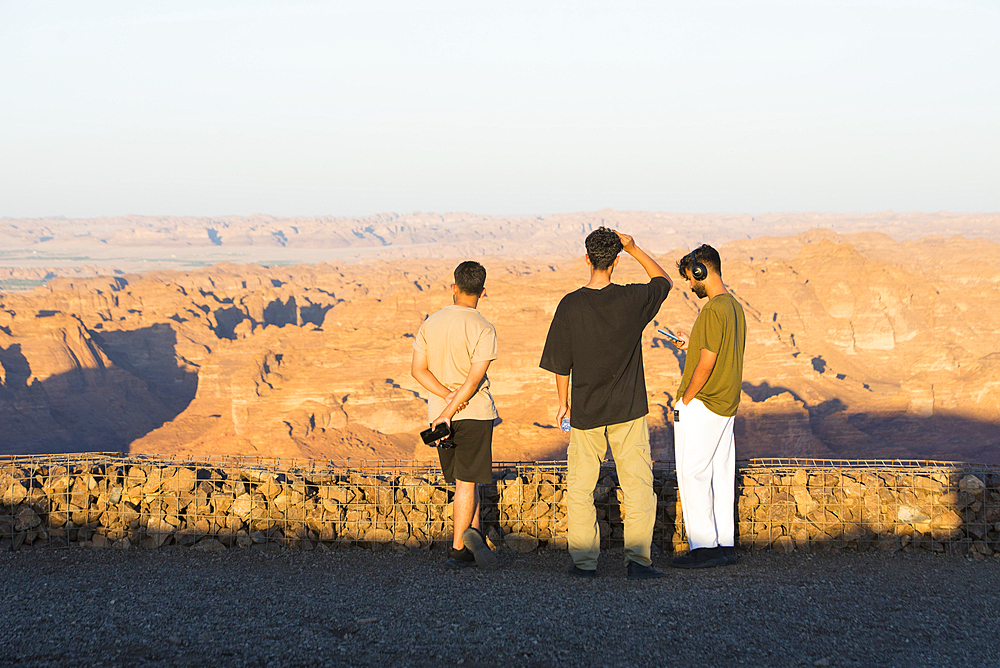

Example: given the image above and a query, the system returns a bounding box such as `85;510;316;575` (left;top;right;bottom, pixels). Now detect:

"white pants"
674;397;736;550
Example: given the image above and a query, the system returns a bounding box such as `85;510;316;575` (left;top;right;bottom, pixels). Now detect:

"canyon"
1;212;998;464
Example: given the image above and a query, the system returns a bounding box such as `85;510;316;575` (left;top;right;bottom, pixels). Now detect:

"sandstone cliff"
1;230;998;463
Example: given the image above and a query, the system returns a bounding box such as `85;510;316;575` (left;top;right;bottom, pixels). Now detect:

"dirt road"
2;547;998;667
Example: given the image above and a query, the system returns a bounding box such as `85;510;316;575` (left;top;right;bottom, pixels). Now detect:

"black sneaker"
568;564;597;579
626;561;665;580
444;547;477;570
670;546;727;569
721;546;739;565
461;527;499;571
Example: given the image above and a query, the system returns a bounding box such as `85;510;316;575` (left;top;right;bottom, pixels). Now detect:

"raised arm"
615;230;672;287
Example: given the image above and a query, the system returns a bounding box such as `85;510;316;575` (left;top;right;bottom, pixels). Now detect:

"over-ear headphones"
688;249;708;281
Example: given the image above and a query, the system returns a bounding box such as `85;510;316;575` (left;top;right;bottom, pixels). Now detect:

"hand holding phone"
657;328;684;345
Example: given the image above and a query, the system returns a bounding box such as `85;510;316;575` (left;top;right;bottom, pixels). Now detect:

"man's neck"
585;268;614;289
453;294;479;309
705;280;729;299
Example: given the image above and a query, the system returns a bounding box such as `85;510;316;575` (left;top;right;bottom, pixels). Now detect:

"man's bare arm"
554;373;570;424
682;349;717;405
615;230;672;287
411;349;451;399
432;360;492;426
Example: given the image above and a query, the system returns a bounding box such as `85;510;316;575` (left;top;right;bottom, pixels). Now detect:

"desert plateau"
1;211;998;464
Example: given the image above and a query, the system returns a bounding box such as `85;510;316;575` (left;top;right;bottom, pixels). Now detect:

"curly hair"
454;261;486;295
584;227;623;271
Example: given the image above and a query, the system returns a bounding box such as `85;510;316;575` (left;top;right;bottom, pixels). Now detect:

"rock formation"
1;229;999;463
1;211;997;275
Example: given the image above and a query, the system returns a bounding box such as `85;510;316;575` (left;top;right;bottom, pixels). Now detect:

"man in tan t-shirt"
670;244;747;570
411;261;499;570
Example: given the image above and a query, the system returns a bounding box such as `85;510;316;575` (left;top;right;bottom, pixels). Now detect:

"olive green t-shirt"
677;293;746;417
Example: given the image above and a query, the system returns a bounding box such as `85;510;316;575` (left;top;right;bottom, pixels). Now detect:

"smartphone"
420;422;452;446
657;328;684;345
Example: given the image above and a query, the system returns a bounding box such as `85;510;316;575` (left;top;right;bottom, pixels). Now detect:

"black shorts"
438;419;494;485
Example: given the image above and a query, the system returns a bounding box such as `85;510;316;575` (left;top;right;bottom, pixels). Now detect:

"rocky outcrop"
1;231;999;463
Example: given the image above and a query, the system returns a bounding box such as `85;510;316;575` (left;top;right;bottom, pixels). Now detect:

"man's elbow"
695;358;717;376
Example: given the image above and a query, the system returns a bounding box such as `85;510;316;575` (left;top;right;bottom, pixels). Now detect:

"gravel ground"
2;546;999;668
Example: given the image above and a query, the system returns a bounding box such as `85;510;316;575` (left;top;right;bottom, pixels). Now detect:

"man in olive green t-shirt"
670;244;746;569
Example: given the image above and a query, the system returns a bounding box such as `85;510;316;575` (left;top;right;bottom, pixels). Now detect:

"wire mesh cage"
734;460;1000;556
2;454;998;556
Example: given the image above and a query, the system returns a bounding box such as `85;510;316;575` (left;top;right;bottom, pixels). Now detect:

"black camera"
420;422;455;448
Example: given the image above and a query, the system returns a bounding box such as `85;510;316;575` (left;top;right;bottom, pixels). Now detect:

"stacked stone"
737;467;1000;556
0;459;574;552
488;468;568;552
2;458;998;556
0;461;455;552
326;472;453;550
487;468;684;553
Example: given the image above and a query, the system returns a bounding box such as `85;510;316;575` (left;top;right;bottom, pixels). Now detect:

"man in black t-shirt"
540;227;672;580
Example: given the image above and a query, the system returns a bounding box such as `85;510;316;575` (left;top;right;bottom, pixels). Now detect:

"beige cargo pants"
565;416;656;570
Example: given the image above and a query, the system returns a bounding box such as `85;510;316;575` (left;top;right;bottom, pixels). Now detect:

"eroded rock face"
0;230;999;462
0;310;182;453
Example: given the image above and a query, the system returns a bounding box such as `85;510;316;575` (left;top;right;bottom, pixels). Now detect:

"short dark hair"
585;227;622;271
676;244;722;279
454;261;486;295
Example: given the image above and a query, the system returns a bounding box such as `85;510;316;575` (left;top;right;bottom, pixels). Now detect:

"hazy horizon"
6;207;1000;222
3;1;999;218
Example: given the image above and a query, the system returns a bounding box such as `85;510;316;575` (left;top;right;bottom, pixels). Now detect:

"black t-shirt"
539;276;670;430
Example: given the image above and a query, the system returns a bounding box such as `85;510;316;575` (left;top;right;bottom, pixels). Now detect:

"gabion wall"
738;460;1000;556
2;455;998;557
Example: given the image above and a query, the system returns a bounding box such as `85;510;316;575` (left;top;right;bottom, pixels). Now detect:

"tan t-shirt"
413;304;498;422
677;293;746;417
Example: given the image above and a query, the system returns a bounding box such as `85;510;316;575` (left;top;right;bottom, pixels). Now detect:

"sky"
1;1;998;218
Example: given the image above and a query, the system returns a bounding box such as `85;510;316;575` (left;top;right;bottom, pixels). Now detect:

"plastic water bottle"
560;417;571;432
